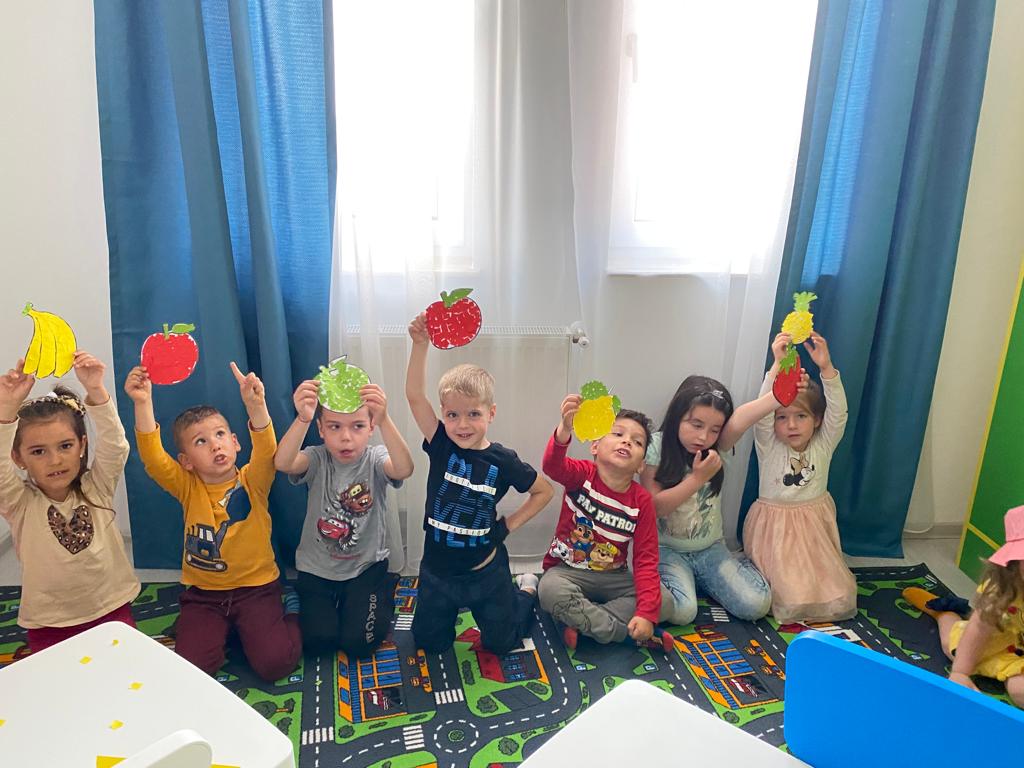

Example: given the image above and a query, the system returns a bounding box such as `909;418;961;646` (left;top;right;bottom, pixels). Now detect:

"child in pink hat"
903;505;1024;707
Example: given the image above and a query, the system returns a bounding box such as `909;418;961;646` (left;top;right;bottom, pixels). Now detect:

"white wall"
0;2;130;539
905;0;1024;533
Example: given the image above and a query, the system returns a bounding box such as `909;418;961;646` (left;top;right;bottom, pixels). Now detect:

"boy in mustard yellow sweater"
125;362;300;682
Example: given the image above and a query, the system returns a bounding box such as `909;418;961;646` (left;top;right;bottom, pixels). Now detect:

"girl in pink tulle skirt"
743;331;856;623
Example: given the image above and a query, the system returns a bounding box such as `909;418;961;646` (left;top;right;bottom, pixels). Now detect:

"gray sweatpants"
538;564;674;644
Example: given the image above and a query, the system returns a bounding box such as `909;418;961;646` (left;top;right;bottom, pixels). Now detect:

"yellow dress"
949;586;1024;681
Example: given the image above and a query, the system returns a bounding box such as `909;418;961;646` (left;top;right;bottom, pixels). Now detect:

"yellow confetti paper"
98;759;239;768
573;396;617;441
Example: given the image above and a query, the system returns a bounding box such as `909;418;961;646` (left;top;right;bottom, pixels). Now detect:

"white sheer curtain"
567;0;817;545
328;0;816;571
329;1;584;572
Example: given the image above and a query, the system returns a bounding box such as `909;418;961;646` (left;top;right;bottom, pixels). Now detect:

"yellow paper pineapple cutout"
573;380;621;442
781;291;817;344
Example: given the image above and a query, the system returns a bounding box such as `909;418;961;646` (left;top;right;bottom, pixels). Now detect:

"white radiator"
340;324;587;573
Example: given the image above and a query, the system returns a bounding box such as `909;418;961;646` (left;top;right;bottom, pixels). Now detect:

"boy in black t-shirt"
405;312;553;653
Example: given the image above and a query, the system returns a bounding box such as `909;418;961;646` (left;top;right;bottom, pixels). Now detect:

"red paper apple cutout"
426;288;482;349
141;323;199;385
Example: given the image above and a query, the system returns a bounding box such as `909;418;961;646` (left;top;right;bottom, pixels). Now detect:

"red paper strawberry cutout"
141;323;199;385
773;345;802;407
426;288;482;349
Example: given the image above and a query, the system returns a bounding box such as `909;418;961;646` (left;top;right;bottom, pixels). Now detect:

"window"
333;0;475;274
607;1;819;275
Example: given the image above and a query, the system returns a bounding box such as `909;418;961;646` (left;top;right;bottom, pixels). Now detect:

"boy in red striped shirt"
538;394;673;649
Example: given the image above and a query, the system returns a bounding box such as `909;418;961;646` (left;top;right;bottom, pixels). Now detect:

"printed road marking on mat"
302;725;334;745
394;614;414;631
434;688;465;705
710;607;730;622
403;724;426;749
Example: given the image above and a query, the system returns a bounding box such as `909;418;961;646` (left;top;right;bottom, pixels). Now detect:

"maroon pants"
26;603;136;653
176;581;301;682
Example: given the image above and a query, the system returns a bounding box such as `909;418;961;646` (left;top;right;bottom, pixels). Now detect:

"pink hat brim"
989;540;1024;567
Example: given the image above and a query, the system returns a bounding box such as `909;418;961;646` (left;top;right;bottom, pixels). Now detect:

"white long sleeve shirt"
754;371;847;501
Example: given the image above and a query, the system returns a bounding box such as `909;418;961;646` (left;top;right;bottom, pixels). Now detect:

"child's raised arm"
230;361;271;431
0;359;34;423
0;359;36;508
405;312;439;441
753;332;793;454
275;379;318;475
805;332;847;449
73;352;129;498
719;333;806;452
72;350;112;406
542;395;591;488
553;393;580;446
361;383;414;481
124;365;157;434
125;364;189;496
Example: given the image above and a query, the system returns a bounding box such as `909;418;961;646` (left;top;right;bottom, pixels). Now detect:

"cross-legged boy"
405;312;553;654
538;393;673;649
125;362;301;681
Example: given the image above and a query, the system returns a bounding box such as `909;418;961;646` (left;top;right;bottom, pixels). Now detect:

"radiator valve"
570;321;590;348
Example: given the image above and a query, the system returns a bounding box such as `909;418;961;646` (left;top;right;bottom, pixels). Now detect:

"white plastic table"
521;679;810;766
0;622;294;767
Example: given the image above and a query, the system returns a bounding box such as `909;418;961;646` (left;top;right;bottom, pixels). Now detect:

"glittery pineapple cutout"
315;356;370;413
781;291;817;343
573;380;622;442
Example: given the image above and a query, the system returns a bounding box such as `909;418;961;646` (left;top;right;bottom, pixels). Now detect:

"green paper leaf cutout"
580;380;610;400
441;288;474;308
315;356;370;413
780;344;799;373
611;394;621;415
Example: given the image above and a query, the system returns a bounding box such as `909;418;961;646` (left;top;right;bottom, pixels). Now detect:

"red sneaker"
562;625;579;650
659;628;675;654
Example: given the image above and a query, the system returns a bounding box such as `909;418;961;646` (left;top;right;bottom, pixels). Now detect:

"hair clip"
23;391;86;416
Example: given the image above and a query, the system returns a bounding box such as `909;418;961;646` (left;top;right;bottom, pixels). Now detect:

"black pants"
296;560;394;658
412;545;536;655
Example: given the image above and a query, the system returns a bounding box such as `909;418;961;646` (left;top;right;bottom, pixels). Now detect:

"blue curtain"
739;0;995;557
94;0;333;567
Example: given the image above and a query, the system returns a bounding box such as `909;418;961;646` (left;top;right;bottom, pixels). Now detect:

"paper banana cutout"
22;302;77;378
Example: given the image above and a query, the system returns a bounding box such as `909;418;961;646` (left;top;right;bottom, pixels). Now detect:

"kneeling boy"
405;313;553;654
126;362;300;681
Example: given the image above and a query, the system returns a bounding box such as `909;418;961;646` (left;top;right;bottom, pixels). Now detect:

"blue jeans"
658;540;771;624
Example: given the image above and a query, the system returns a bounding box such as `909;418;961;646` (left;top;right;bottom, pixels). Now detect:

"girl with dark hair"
641;334;801;624
0;352;139;652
